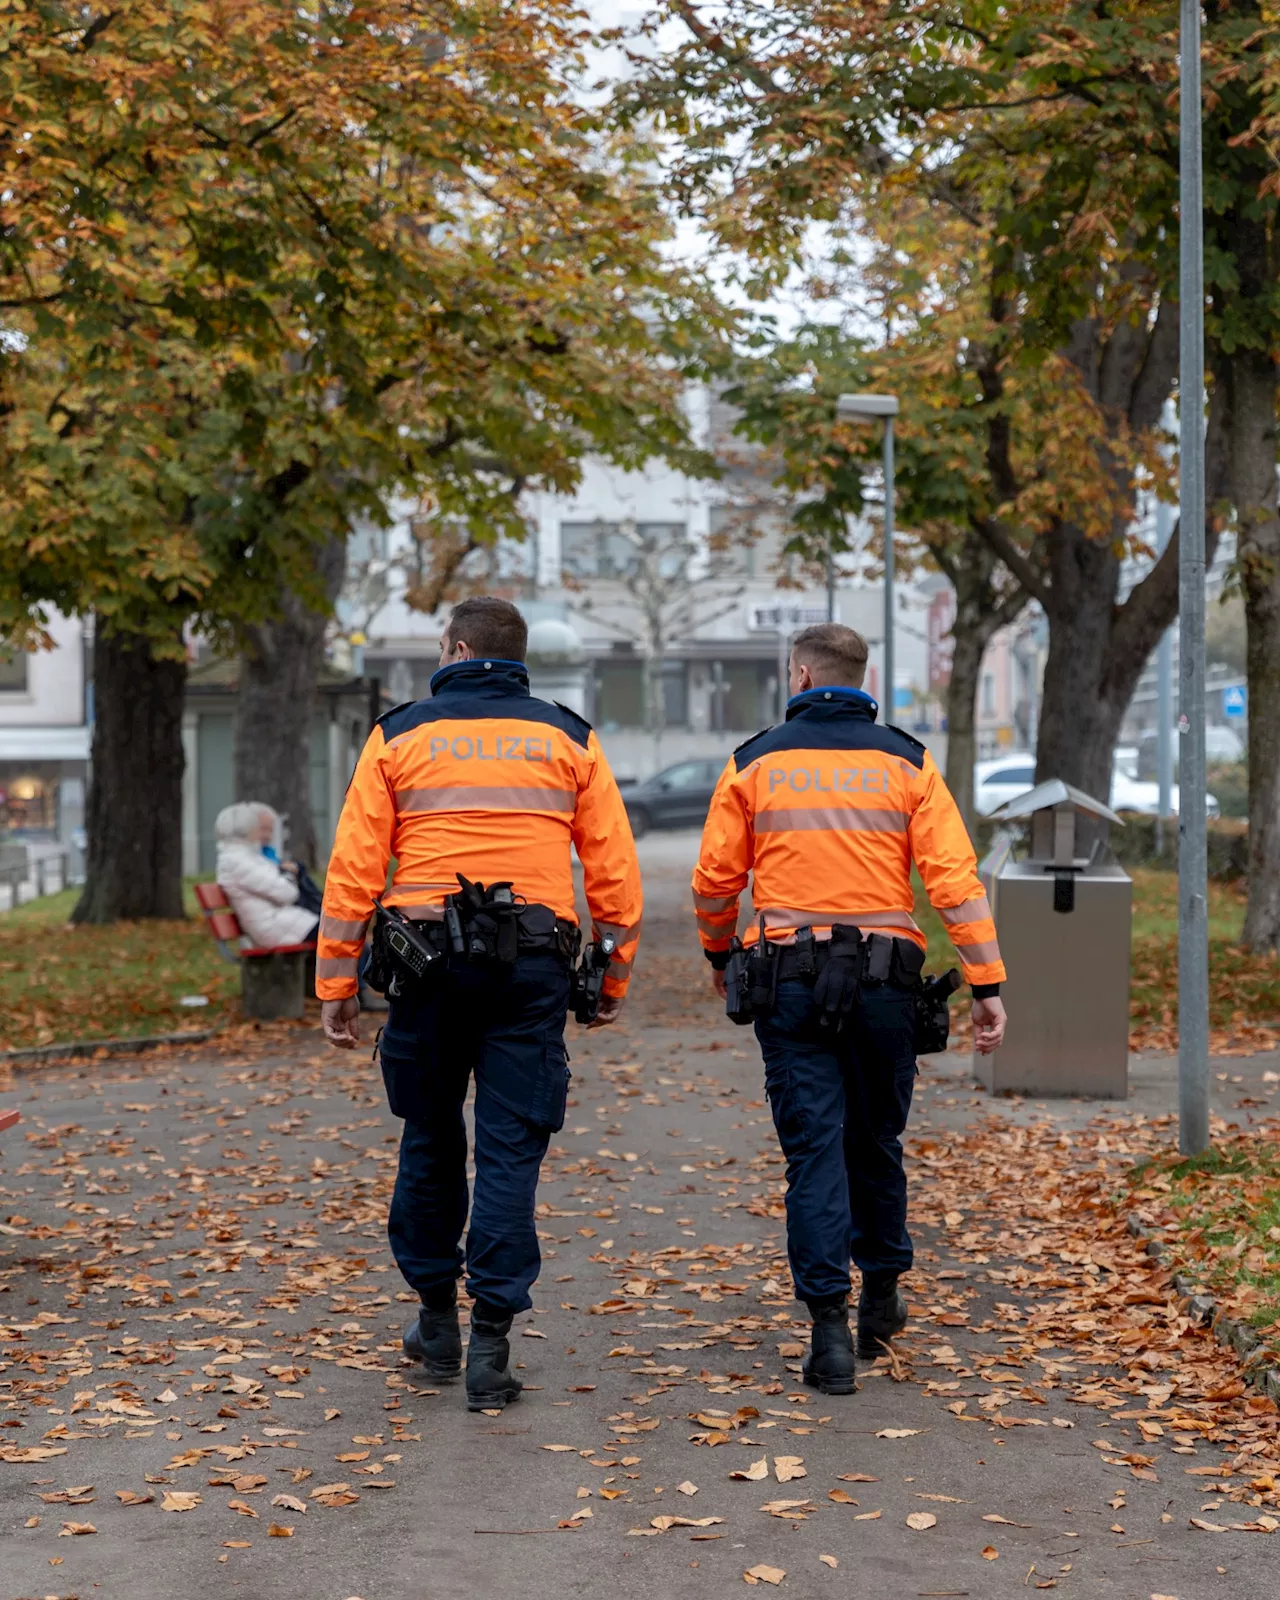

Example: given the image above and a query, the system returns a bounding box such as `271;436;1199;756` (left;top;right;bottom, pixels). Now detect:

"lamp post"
837;393;899;717
1178;0;1209;1155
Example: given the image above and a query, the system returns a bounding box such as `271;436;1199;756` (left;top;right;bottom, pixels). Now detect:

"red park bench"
194;882;317;1021
0;1108;19;1135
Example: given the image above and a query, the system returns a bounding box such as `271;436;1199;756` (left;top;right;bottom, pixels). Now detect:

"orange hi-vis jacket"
692;686;1006;992
316;659;642;1003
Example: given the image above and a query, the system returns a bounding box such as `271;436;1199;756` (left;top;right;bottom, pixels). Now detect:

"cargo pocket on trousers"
489;1035;571;1133
377;1025;422;1121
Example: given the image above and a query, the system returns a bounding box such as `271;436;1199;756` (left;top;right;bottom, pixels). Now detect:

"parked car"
974;752;1218;819
622;757;726;838
973;754;1039;817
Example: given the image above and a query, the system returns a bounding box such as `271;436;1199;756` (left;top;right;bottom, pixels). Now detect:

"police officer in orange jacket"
693;623;1007;1394
318;597;641;1411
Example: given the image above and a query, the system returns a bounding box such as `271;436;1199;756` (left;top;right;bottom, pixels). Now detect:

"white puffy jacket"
215;842;317;949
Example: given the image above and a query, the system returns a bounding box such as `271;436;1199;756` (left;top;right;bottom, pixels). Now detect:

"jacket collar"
429;658;531;698
785;684;879;722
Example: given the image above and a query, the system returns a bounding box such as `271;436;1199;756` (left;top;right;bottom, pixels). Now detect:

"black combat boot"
402;1284;462;1381
802;1295;856;1396
856;1275;909;1360
466;1303;523;1413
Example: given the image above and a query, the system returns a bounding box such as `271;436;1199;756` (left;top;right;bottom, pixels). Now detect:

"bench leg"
241;951;307;1021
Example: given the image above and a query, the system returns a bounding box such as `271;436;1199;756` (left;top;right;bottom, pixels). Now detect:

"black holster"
449;875;521;967
571;936;614;1024
914;967;962;1055
724;920;782;1026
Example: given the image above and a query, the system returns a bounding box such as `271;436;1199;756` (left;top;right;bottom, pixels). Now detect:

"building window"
561;520;688;581
0;652;28;692
706;505;759;578
592;658;687;730
0;775;56;831
711;660;777;731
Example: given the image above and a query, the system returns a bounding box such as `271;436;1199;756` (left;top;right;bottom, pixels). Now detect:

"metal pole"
883;417;895;722
1178;0;1209;1156
825;544;836;623
1155;500;1174;854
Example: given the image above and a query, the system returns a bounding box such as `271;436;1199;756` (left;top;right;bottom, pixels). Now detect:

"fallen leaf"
335;1452;369;1463
982;1545;999;1560
227;1499;258;1518
161;1492;202;1513
1190;1517;1229;1532
828;1490;858;1505
115;1490;153;1506
875;1429;922;1440
837;1473;879;1483
730;1458;769;1482
651;1515;724;1531
271;1494;307;1514
677;1481;699;1496
906;1511;937;1531
744;1565;786;1586
267;1523;294;1537
854;1510;882;1521
983;1513;1032;1528
774;1456;806;1483
541;1445;576;1453
522;1328;548;1339
58;1521;97;1536
819;1554;838;1569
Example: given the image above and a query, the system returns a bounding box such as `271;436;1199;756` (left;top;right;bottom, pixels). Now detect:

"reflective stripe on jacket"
317;659;643;1001
691;686;1005;990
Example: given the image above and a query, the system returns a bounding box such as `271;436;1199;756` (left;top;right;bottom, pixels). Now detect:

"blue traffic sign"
1223;684;1247;719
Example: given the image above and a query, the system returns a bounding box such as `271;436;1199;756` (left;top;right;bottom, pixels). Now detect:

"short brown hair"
790;623;870;688
445;596;528;662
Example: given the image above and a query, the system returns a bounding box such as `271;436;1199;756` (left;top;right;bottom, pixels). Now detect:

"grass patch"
0;882;239;1051
913;865;1280;1049
1125;1133;1280;1364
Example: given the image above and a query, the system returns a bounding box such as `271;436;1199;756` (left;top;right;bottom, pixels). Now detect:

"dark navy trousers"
755;978;918;1304
377;953;571;1317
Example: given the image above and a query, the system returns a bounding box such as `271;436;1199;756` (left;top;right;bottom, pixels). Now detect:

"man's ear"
794;661;814;692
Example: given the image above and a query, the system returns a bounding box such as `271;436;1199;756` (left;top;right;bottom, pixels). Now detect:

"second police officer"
317;597;642;1412
692;623;1008;1394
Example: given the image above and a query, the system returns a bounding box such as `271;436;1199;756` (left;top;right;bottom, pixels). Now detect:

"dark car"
623;757;726;839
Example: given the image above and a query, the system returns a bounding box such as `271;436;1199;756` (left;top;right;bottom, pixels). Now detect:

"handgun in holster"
914;967;962;1055
571;935;615;1024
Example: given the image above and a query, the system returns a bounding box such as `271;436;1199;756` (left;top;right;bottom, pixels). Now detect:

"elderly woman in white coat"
214;802;320;949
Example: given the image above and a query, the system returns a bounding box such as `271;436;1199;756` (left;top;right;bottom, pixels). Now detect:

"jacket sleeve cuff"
704;946;736;971
971;982;1001;1000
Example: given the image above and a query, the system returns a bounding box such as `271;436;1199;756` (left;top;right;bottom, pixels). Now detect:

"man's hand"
711;969;727;1000
972;996;1007;1055
321;997;361;1049
588;993;625;1030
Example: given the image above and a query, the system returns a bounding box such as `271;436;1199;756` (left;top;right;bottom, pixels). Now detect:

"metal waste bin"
975;780;1131;1098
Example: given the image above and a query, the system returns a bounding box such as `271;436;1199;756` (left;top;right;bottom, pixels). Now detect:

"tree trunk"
234;538;346;870
945;619;988;844
1034;384;1230;815
1230;350;1280;952
72;623;187;924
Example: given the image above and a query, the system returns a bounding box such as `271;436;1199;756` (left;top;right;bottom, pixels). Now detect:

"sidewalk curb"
1126;1212;1280;1405
1;1029;217;1067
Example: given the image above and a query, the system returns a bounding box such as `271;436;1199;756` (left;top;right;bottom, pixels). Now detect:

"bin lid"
988;777;1124;827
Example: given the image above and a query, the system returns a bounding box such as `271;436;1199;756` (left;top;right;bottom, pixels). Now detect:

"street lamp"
837;392;899;719
1178;0;1209;1155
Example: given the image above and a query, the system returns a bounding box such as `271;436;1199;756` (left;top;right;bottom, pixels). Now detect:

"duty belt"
767;929;925;988
414;909;579;962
